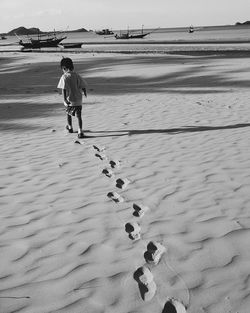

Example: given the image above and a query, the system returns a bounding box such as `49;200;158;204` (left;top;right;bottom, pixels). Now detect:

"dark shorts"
66;106;82;117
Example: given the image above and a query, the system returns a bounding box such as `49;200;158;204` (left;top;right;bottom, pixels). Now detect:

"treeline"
235;21;250;26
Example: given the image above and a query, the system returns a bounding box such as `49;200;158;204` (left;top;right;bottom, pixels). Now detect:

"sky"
0;0;250;33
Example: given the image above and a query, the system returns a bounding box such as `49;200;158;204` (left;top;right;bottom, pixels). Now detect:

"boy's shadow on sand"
86;123;250;138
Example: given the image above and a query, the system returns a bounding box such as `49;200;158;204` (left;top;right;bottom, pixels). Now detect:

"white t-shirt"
57;71;87;106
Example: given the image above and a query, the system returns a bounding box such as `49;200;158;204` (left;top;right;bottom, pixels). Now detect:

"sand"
1;50;250;313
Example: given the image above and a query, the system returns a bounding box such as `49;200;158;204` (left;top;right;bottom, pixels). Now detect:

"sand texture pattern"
1;52;250;313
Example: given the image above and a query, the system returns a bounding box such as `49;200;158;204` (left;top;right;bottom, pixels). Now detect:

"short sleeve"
57;75;66;89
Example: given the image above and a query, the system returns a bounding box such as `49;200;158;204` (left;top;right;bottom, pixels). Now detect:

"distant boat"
188;25;194;33
95;29;114;35
115;25;152;40
1;35;7;40
129;32;149;39
16;31;66;49
115;31;130;39
59;42;83;48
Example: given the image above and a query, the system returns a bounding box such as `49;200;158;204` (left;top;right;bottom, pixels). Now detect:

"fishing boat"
96;29;114;35
115;31;130;39
59;42;83;48
17;31;66;49
115;26;157;39
129;32;149;39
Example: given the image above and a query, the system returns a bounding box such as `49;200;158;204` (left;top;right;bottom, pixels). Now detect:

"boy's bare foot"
66;125;73;133
77;132;84;139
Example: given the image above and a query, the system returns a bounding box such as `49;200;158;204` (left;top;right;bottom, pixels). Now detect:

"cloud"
33;9;62;17
1;9;62;23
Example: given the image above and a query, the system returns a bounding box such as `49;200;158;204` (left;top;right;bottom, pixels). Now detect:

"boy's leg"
76;109;83;134
76;109;84;138
66;114;73;132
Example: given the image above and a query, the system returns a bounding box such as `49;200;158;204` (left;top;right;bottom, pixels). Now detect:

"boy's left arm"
82;88;87;98
78;75;87;97
63;89;70;106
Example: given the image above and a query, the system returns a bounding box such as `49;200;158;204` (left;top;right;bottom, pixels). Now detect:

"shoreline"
1;48;250;57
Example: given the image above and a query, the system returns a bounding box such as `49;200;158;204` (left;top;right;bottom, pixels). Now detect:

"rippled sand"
1;51;250;313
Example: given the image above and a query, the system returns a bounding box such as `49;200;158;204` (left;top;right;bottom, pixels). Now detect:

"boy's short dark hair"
60;57;74;70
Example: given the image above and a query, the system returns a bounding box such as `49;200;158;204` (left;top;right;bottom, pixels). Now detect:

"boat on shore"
59;42;83;48
16;31;66;49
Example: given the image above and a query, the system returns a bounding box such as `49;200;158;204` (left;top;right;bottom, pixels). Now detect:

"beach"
1;49;250;313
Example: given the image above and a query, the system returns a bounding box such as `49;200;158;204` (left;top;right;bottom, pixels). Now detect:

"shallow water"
62;25;250;43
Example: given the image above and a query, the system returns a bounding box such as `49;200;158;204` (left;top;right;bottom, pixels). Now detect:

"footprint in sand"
144;241;166;265
125;222;141;241
102;168;114;178
95;153;107;160
132;203;149;217
162;298;187;313
109;160;121;169
93;145;105;152
116;178;130;189
74;140;83;144
107;191;124;203
58;162;67;168
133;266;156;301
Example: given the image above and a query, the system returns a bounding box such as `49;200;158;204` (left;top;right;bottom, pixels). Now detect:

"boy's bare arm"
82;88;87;97
63;89;70;106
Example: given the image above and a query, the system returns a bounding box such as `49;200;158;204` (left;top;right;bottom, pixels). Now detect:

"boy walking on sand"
57;57;87;138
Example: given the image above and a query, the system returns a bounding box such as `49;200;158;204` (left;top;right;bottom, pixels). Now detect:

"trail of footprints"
91;143;187;312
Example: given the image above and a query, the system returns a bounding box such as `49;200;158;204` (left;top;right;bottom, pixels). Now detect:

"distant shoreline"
2;23;250;36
